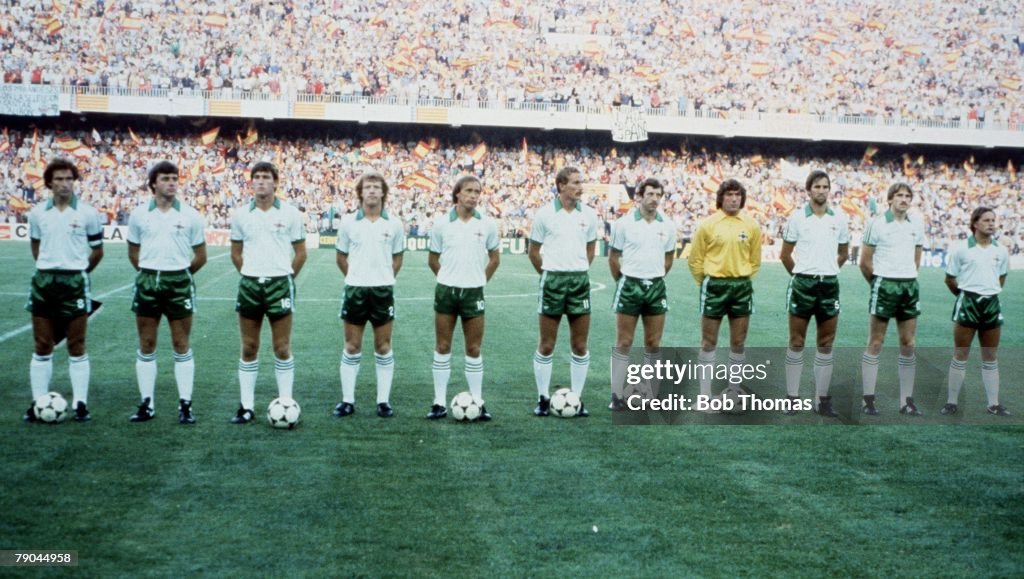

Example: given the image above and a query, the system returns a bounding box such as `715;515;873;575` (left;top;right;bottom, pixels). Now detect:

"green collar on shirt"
149;199;181;212
356;208;389;220
449;208;481;221
804;204;834;217
554;197;582;211
46;195;78;210
249;198;282;211
633;208;663;222
883;209;910;223
967;235;977;248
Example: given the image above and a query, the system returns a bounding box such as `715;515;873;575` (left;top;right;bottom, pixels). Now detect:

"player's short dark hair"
969;206;995;234
634;178;664;199
43;157;80;187
451;175;481;204
716;178;747;209
805;170;830;192
555;166;581;193
147;160;179;192
887;182;913;201
355;170;389;203
250;161;278;181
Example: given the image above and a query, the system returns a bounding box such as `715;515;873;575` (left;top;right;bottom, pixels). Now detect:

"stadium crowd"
1;0;1022;122
0;127;1020;256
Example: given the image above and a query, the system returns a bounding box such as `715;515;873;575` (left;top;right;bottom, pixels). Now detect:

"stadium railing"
4;85;1019;148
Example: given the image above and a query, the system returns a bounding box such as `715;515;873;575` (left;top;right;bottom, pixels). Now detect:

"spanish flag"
31;128;39;162
361;138;383;158
810;29;838;43
0;128;9;154
128;127;141;144
200;127;220;146
470;143;487;164
203;14;228;28
243;126;258;146
413;141;431;159
45;17;63;36
841;198;864;219
210;156;226;174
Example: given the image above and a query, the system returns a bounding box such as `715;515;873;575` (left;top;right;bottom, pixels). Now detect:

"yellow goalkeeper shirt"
687;210;762;283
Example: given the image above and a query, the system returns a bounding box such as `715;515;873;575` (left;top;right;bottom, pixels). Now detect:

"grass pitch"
0;243;1020;576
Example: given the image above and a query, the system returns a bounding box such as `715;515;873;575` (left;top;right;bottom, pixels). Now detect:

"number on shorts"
77;298;85;309
184;299;193;310
388;305;395;317
281;298;292;309
477;300;485;311
582;299;590;310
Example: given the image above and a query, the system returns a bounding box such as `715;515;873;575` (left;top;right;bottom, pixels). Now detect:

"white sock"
30;353;53;400
785;348;804;397
698;349;716;397
339;351;361;404
136;350;158;409
533;351;552;398
947;358;967;404
643;350;660;395
174;349;195;402
375;352;394;404
275;356;294;400
432;351;452;405
898;354;916;405
610;349;630;397
861;352;879;396
982;361;999;407
239;359;258;410
570;351;590;394
813;351;834;398
69;354;90;406
728;351;745;391
465;355;483;400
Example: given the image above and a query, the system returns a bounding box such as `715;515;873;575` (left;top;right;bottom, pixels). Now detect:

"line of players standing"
22;158;1011;424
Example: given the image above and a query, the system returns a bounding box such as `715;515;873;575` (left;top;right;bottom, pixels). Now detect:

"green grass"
0;243;1021;576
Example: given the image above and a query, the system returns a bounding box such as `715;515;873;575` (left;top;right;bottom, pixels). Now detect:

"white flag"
91;128;101;143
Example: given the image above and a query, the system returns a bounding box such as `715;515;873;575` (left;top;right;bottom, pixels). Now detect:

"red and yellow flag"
202;14;227;28
470;143;487;164
200;127;220;146
361;138;383;158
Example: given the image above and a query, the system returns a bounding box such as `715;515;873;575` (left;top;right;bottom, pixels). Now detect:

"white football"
267;397;301;429
450;391;483;422
550;387;581;418
719;386;747;415
34;392;69;423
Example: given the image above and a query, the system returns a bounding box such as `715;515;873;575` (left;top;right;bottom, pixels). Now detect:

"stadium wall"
3;86;1019;149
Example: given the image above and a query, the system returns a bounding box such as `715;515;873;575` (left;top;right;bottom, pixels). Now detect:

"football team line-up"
22;157;1011;425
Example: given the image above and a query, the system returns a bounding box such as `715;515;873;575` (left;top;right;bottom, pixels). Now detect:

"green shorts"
25;270;93;319
613;276;668;316
699;277;753;318
952;291;1003;330
868;277;919;321
236;275;295;320
538;271;591;317
787;274;840;321
131;269;196;320
341;285;395;327
434;284;485;319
